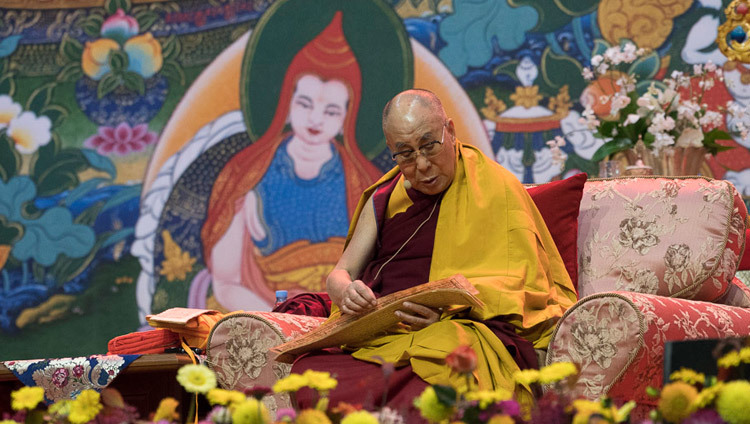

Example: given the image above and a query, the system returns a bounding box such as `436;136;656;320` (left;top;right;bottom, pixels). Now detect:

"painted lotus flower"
124;33;163;78
8;111;52;154
100;9;139;44
84;122;157;155
81;38;120;80
0;94;22;129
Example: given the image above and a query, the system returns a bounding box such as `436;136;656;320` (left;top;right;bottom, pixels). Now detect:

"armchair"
206;176;750;418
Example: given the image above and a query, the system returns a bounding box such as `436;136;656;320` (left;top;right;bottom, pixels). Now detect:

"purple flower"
84;122;157;156
276;408;297;421
101;9;139;44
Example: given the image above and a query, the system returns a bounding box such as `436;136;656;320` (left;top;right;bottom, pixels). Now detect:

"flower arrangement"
7;344;750;424
567;41;750;171
56;0;184;98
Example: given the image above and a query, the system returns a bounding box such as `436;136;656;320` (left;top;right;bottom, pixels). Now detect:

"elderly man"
291;89;577;417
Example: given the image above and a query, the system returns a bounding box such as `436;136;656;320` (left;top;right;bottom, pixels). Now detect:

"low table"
0;353;196;418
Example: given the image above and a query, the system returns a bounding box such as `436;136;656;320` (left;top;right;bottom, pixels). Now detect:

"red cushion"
740;228;750;270
526;172;587;291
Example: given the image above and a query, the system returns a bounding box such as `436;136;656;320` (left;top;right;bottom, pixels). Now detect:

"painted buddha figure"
201;13;381;311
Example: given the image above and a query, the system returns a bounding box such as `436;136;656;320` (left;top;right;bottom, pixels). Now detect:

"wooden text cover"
272;274;482;363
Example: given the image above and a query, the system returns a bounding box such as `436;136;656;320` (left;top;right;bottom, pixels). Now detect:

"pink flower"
52;368;69;387
72;365;84;378
445;345;477;374
85;122;157;156
101;9;139;44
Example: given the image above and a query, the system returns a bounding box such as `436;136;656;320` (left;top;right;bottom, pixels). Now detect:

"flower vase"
623;140;708;176
75;75;168;126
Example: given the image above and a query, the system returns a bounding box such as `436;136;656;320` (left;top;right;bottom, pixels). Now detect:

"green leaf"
0;72;14;96
64;177;109;207
599;121;617;137
161;34;182;61
25;83;55;115
31;140;89;197
49;233;104;285
431;384;457;407
32;262;46;285
0;214;23;245
39;104;68;128
73;200;104;226
0;131;20;182
60;34;84;62
492;60;519;80
161;60;185;86
108;49;128;73
134;10;159;32
645;386;660;398
56;62;83;83
97;73;121;99
122;71;145;95
628;50;660;81
105;0;131;15
591;137;633;162
81;148;117;179
591;39;611;59
80;14;104;38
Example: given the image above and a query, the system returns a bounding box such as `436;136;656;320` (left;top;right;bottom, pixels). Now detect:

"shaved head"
382;89;446;131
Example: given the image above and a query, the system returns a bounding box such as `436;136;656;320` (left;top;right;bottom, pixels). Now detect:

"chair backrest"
576;177;747;302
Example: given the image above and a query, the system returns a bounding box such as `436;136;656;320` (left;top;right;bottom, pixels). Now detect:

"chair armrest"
205;312;326;413
547;292;750;420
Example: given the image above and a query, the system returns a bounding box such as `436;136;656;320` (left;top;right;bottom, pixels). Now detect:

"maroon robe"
288;174;538;421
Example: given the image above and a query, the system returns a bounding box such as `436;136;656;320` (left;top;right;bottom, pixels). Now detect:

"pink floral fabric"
547;291;750;418
206;312;325;414
577;177;747;301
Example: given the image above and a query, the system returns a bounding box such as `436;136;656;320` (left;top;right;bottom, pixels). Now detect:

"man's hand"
395;301;441;331
337;279;377;315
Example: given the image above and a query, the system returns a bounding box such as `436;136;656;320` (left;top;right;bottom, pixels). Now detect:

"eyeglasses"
390;125;446;165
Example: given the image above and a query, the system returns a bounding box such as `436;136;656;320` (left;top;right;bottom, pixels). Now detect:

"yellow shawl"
338;141;577;399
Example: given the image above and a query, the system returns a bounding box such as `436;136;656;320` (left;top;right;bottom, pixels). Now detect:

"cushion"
739;228;750;270
577;177;746;301
526;172;588;291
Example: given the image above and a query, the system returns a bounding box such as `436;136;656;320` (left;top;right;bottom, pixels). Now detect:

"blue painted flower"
100;9;139;44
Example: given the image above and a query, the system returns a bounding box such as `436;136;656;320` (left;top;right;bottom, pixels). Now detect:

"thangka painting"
0;0;747;359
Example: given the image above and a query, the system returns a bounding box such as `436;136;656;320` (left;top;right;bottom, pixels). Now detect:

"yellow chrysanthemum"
152;397;179;421
273;373;310;393
0;420;21;424
691;382;725;411
464;389;512;409
296;409;332;424
231;398;271;424
48;400;72;417
414;386;454;423
719;350;742;368
512;369;540;386
538;362;578;384
176;364;217;394
572;399;605;424
68;390;103;424
716;380;750;424
207;388;246;406
340;410;379;424
669;368;706;386
658;381;698;424
303;369;338;392
487;415;514;424
11;386;44;410
739;347;750;363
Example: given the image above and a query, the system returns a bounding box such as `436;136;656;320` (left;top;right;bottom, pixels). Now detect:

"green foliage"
30;135;89;197
122;71;145;95
0;64;15;96
433;384;458;407
0;131;20;182
105;0;132;15
97;72;121;98
134;9;159;32
79;12;105;38
0;215;23;245
60;34;84;63
56;62;83;84
592;138;635;162
161;60;185;86
25;83;55;116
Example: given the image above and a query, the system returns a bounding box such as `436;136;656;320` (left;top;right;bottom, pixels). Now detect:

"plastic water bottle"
275;290;288;308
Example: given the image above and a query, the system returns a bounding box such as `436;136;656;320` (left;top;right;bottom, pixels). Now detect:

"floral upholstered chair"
206;176;750;418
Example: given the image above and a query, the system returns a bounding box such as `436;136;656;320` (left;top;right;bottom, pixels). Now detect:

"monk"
291;89;577;420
